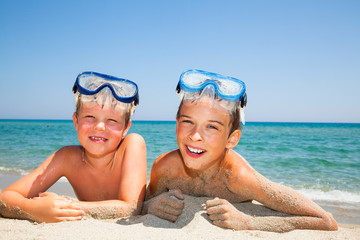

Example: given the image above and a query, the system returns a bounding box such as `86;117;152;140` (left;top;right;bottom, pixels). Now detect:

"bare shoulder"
224;150;255;178
152;149;183;177
54;145;82;162
223;150;260;196
52;146;83;172
122;133;146;148
119;133;146;159
149;150;183;195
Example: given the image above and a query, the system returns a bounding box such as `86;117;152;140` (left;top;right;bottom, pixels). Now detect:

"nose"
189;130;203;142
94;121;106;131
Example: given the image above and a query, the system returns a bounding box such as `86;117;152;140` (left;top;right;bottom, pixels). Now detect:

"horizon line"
0;118;359;124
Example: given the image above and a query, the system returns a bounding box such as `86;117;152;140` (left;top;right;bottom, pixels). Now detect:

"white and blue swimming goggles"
73;71;139;106
176;69;247;108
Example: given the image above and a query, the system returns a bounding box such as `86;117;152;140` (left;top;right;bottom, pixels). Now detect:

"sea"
1;119;359;221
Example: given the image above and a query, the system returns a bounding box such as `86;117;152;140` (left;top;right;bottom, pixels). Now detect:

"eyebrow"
180;114;225;126
209;120;225;126
179;114;191;119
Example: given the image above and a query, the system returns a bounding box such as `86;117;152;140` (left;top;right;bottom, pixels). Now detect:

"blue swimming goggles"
73;71;139;106
176;69;247;108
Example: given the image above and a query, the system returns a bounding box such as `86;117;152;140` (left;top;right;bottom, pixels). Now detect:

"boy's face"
176;97;240;172
73;102;130;157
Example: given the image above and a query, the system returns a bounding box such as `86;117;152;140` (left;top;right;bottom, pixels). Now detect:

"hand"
206;198;253;230
31;192;84;223
147;189;184;222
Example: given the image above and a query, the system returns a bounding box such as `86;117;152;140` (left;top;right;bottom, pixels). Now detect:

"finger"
208;213;227;221
39;192;64;200
169;189;184;200
57;200;82;210
155;210;181;222
206;204;226;215
38;192;54;198
57;215;83;222
205;198;226;208
212;220;228;229
162;196;184;210
158;204;183;216
56;209;85;218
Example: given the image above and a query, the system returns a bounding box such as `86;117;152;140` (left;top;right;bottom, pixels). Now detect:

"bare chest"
68;173;120;201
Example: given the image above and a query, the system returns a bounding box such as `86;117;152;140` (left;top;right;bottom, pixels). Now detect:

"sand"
1;174;359;239
0;194;359;240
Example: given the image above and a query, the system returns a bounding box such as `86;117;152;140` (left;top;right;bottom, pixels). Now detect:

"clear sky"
1;0;359;123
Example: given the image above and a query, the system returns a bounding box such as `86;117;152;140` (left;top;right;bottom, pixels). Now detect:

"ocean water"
0;120;359;210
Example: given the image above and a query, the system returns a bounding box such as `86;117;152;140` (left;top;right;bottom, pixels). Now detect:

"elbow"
0;189;5;216
324;213;338;231
129;201;143;216
328;214;338;231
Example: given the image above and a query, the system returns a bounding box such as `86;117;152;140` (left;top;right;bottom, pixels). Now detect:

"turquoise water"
0;120;359;207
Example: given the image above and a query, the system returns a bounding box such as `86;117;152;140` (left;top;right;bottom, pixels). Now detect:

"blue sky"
0;0;359;123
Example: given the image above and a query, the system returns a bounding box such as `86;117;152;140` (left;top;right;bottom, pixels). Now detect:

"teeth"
91;137;106;141
187;146;205;154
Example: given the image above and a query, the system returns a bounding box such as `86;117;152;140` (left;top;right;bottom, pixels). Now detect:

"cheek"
77;121;93;131
176;125;191;141
204;132;227;147
107;120;125;130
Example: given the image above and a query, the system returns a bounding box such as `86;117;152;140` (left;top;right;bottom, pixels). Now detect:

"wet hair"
75;94;132;127
176;100;242;136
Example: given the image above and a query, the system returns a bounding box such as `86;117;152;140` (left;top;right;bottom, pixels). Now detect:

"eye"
208;124;218;130
108;119;118;123
181;119;193;124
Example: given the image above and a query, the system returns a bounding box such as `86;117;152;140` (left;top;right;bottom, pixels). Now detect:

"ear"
73;112;79;131
122;120;132;138
226;129;241;149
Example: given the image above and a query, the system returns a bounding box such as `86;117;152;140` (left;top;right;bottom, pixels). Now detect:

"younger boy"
0;72;147;223
143;69;337;232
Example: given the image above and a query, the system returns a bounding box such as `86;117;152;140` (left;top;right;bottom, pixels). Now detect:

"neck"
82;149;117;176
187;151;227;182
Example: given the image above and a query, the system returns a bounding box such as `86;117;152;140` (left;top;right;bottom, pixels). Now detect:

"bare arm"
248;171;337;231
0;148;84;222
73;199;141;219
207;153;337;232
142;150;185;221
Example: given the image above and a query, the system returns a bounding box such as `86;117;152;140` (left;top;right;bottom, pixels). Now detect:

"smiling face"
176;97;241;173
73;101;130;158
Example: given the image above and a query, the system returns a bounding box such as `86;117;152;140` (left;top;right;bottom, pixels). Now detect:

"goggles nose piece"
197;84;216;101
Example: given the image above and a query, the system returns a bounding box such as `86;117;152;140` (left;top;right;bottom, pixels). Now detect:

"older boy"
1;72;147;223
143;69;337;232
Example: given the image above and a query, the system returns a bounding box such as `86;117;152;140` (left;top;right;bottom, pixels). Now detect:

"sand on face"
1;194;359;240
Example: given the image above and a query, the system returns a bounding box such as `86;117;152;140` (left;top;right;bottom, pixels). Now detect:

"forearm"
248;213;337;232
0;190;36;221
76;200;143;219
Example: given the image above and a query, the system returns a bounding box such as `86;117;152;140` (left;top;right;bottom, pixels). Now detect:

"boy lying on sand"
0;72;147;223
143;69;337;232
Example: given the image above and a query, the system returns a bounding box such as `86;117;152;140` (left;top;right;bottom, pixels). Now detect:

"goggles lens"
73;72;139;105
177;69;246;103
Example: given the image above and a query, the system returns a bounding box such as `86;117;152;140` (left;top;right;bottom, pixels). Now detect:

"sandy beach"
1;173;359;240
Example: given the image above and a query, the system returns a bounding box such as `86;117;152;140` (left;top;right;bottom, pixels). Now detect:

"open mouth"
89;136;108;143
186;145;206;157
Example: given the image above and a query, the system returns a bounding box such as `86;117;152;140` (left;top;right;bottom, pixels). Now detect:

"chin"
182;158;204;171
